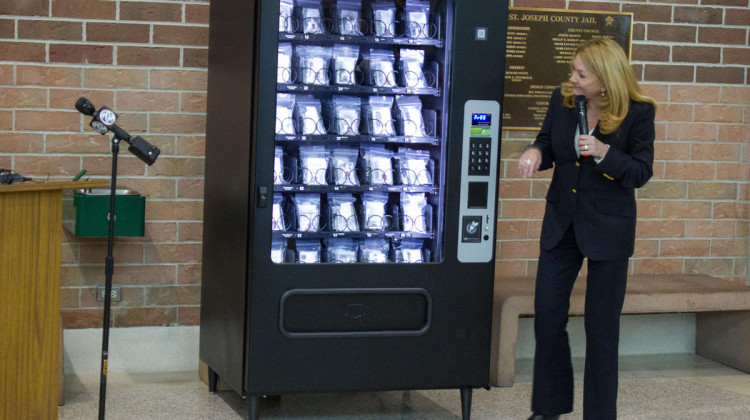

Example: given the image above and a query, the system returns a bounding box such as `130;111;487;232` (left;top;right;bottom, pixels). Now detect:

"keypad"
468;138;492;176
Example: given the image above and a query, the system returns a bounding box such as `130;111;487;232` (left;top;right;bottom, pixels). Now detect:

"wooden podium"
0;180;107;419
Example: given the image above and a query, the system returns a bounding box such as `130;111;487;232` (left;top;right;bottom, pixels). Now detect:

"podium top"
0;180;109;194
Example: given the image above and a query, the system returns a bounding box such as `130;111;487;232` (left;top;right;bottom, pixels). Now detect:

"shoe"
527;415;560;420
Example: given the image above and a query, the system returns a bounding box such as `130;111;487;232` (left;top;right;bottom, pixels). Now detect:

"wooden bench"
490;274;750;387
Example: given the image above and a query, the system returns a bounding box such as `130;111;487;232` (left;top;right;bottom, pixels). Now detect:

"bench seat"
490;274;750;387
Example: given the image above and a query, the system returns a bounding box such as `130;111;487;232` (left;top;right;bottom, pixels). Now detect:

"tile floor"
59;354;750;419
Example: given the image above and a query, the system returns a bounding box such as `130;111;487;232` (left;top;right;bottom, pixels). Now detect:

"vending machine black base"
199;0;508;419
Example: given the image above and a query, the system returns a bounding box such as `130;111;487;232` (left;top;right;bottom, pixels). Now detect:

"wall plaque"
503;8;632;130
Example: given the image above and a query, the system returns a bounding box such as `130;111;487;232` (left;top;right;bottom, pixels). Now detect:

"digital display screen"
472;113;492;125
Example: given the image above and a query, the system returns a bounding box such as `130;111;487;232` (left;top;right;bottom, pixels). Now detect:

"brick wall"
0;0;747;329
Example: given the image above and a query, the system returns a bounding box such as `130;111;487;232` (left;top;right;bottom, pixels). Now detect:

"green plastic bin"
72;188;145;237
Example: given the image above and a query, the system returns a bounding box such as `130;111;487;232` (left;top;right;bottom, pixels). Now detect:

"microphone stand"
99;134;121;420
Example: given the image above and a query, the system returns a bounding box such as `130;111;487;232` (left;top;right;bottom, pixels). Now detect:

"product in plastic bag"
364;96;395;136
279;0;295;33
394;238;424;263
278;43;293;83
332;95;361;135
274;146;289;185
276;93;296;135
400;48;427;88
361;191;390;231
371;1;396;37
401;192;428;233
397;148;432;185
297;0;325;34
328;193;359;232
294;194;321;232
333;44;359;86
396;95;426;137
405;0;430;39
361;145;393;185
296;95;326;135
327;238;359;263
329;147;359;186
272;194;288;231
296;239;322;263
334;0;362;35
360;238;389;263
299;146;329;186
271;238;287;264
296;45;332;85
369;49;396;87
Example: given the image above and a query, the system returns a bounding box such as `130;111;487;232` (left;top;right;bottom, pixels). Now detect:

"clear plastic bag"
296;239;322;263
275;93;296;134
329;147;359;186
371;1;396;37
334;0;362;35
296;95;326;135
274;146;290;185
364;96;395;136
396;95;426;137
360;238;389;263
296;45;332;85
272;194;288;231
271;238;287;264
297;0;325;34
362;191;390;231
278;43;293;83
299;145;329;186
397;148;432;185
401;192;428;233
361;145;394;185
369;49;396;87
294;194;321;232
326;238;359;263
332;95;361;135
394;238;424;263
279;0;295;33
405;0;430;39
333;44;359;86
328;193;359;232
400;48;427;88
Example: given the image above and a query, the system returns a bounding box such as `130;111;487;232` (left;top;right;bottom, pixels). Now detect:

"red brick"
84;68;148;89
146;243;203;263
0;0;49;16
495;260;529;277
17;65;82;87
116;91;180;112
655;104;693;122
118;46;180;67
178;222;203;241
711;239;749;257
660;239;710;256
568;2;620;11
637;200;662;219
79;243;144;264
637;181;687;199
640;84;669;102
0;42;46;62
62;309;104;329
499;240;540;259
699;27;746;45
672;46;721;64
86;22;150;43
81;156;146;176
113;307;177;327
499;180;531;199
691;143;741;162
183;48;208;68
178;307;201;326
632;258;685;275
0;111;11;130
14;155;80;176
662;200;712;219
634;239;659;258
702;0;746;5
149;113;206;134
118;177;176;199
623;4;672;22
0;133;44;153
633;44;669;62
665;162;715;180
693;105;743;123
0;19;13;38
636;220;686;238
143;222;178;242
665;124;717;142
497;220;529;239
178;264;202;285
719;86;750;106
0;65;12;84
149;157;204;177
154;25;209;46
0;87;47;108
501;200;545;219
120;2;182;22
644;65;694;83
647;25;696;43
685;258;734;276
151;70;208;90
688;182;737;199
145;285;201;306
18;19;83;41
15;110;79;131
674;6;723;24
50;44;113;64
718;124;750;142
725;8;750;26
177;179;204;199
696;66;745;84
46;133;110;154
145;201;204;221
715;163;746;181
713;202;748;219
670;85;720;103
185;4;210;24
724;48;750;66
180;92;207;113
52;0;116;20
60;288;80;309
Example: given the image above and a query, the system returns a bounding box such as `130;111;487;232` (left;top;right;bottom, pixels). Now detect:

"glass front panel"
272;0;449;264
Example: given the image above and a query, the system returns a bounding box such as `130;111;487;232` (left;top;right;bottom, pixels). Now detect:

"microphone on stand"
75;97;160;165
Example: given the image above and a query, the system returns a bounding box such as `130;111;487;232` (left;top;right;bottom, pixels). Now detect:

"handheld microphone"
575;95;588;135
75;97;160;166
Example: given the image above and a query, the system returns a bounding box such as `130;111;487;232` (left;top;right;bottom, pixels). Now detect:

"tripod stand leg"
248;395;260;420
208;366;218;394
460;387;473;420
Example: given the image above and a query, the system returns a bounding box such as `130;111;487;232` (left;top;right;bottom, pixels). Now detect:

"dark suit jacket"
533;88;655;260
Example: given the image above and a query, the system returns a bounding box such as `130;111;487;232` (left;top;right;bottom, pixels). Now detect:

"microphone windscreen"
75;97;96;115
128;136;161;166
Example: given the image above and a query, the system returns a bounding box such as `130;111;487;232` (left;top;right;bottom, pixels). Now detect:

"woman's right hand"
519;146;542;179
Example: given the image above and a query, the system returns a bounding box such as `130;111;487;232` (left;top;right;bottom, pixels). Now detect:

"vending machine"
199;0;508;419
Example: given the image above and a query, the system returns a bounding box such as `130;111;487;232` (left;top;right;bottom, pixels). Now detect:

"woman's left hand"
578;134;609;159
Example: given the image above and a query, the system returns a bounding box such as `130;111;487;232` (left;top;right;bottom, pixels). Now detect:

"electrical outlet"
96;285;122;302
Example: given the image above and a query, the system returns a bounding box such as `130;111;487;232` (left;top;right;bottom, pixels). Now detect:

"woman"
518;38;657;420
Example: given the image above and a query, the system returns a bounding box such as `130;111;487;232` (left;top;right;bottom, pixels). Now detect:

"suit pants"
531;223;628;419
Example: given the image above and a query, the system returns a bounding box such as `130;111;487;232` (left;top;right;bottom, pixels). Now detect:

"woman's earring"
601;90;606;97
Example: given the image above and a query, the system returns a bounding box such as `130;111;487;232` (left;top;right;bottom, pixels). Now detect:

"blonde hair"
561;37;657;134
